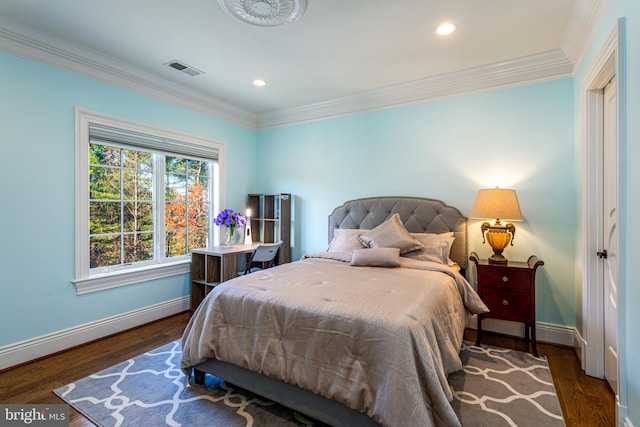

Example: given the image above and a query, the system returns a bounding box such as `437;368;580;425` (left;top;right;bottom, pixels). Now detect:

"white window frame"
73;108;226;295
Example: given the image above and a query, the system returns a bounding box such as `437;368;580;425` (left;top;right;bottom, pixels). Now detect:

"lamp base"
488;252;508;264
244;224;252;245
482;222;515;264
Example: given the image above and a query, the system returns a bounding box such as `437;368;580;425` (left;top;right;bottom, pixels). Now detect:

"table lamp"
469;187;523;264
244;209;253;244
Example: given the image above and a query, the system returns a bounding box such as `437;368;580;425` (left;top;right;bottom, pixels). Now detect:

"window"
164;156;210;258
74;109;226;294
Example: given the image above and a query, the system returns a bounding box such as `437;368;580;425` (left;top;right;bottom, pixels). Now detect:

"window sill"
72;260;191;295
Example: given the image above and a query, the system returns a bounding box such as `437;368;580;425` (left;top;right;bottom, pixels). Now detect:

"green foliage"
89;143;210;269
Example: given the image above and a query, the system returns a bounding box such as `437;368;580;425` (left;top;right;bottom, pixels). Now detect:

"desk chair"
243;241;282;275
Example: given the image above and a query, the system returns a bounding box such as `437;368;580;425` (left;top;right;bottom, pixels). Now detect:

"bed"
181;196;488;427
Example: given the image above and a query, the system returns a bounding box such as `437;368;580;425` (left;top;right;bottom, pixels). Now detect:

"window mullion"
211;162;220;245
185;171;190;255
156;153;166;263
120;149;125;267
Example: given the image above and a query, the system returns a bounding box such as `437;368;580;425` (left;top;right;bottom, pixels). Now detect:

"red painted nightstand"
470;251;544;357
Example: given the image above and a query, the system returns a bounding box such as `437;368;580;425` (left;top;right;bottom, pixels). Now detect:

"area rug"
54;340;565;427
449;341;565;426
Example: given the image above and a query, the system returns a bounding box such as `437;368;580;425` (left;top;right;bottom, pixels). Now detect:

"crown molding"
562;0;612;66
0;20;258;129
258;49;573;129
1;17;574;131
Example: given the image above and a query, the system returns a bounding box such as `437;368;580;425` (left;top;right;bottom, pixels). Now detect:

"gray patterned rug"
449;342;565;426
54;340;565;426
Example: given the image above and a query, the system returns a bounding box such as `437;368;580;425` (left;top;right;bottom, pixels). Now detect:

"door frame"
580;18;627;420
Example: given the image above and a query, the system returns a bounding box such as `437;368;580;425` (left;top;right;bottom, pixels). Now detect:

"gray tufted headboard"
328;196;468;271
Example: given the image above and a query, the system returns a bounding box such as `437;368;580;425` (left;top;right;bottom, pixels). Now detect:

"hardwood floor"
0;312;614;427
0;311;191;427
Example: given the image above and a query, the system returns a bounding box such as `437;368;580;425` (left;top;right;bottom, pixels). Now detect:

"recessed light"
252;78;267;87
436;22;456;36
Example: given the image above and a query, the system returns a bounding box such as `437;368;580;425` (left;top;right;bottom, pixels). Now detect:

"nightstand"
470;252;544;356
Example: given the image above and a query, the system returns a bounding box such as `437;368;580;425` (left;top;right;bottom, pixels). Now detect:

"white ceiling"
0;0;599;128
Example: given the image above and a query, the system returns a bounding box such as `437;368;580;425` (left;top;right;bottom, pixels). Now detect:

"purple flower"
214;209;246;229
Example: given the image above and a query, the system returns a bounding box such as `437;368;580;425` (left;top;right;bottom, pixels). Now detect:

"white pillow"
403;233;455;265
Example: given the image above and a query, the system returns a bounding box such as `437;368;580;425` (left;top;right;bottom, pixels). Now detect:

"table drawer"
479;268;531;291
481;288;531;321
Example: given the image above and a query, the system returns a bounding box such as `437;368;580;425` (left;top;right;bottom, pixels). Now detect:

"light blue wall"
258;78;576;328
3;5;637;421
0;51;258;346
573;1;640;424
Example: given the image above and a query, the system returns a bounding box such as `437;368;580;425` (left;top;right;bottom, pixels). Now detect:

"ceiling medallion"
218;0;306;27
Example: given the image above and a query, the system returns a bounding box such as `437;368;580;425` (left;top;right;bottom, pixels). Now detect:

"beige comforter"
181;253;488;427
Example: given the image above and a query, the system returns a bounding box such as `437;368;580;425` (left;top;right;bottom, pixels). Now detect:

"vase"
222;227;235;246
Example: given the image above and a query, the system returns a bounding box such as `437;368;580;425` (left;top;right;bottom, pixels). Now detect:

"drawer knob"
502;299;509;306
501;275;509;283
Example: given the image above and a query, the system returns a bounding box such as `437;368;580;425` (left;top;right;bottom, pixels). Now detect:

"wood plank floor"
0;311;615;426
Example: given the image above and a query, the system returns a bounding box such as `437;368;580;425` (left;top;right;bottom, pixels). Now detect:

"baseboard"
1;303;583;371
620;396;632;427
0;296;190;370
573;328;587;369
466;316;578;348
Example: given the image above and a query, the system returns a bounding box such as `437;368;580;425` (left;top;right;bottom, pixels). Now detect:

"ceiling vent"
166;60;204;77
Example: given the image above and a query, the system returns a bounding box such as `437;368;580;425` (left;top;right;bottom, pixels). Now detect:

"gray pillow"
358;214;423;254
327;229;369;252
350;248;401;267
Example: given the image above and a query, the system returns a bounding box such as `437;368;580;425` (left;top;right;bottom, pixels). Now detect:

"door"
602;76;618;394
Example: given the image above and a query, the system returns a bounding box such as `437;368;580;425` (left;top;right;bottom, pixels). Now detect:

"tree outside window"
89;143;211;271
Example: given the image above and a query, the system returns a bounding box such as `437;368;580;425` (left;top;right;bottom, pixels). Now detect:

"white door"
602;76;618;394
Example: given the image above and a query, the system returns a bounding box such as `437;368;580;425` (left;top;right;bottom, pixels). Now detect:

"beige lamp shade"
469;188;523;221
470;188;523;264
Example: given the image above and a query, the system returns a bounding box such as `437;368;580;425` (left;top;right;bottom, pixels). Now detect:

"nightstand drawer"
481;288;531;321
479;268;531;290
